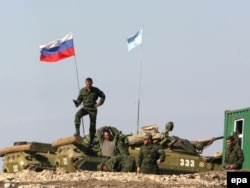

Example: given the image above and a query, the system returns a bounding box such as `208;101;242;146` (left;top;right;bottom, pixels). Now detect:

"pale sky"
1;1;250;170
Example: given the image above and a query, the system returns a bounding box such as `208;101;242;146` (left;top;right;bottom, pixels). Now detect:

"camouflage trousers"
74;107;97;140
98;155;136;172
141;164;159;174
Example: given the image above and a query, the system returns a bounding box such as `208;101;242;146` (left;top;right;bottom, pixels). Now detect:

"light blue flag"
127;27;143;51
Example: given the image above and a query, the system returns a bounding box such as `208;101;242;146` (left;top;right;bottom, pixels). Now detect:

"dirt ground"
4;181;168;188
0;180;206;188
0;169;227;188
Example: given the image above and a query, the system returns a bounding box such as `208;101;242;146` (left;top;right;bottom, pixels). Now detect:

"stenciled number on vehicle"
179;158;195;167
13;164;19;172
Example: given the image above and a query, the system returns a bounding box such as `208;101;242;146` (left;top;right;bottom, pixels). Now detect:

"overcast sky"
1;1;250;170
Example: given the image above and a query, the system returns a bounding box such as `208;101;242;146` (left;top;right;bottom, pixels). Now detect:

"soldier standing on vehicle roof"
137;133;165;174
224;136;244;170
73;77;105;147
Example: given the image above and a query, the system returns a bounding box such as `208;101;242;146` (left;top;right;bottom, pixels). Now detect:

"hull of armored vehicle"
53;143;102;172
129;147;222;174
0;125;223;174
55;148;102;172
52;143;222;174
2;151;56;173
52;125;223;174
52;135;102;172
0;142;56;173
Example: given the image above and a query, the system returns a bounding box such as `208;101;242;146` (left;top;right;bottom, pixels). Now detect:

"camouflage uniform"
74;86;105;142
137;143;165;174
224;143;244;169
116;134;130;155
97;155;136;172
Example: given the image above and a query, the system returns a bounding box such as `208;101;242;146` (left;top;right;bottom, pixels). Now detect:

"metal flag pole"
73;55;85;135
137;38;143;134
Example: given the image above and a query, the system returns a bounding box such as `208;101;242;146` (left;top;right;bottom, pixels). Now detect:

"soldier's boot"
74;124;80;136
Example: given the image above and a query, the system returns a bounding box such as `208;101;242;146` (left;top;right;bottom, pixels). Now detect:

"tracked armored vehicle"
52;123;223;174
126;123;223;174
51;135;101;172
51;127;123;172
0;141;56;173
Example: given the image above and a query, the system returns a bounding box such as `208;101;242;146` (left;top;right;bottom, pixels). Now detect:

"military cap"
144;133;152;140
226;136;234;141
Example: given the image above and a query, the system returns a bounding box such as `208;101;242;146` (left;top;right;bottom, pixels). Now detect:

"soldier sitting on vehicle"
164;121;174;136
97;155;136;172
159;121;177;147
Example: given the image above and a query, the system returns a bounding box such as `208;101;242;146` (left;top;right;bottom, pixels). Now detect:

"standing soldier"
73;77;105;147
137;133;165;174
224;136;244;170
97;126;117;159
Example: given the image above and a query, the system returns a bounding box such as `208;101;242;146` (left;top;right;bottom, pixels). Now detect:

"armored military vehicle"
0;123;222;173
51;127;122;172
52;123;223;174
127;123;223;174
0;141;56;173
51;135;101;172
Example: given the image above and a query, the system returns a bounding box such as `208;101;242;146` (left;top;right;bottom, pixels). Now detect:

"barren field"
0;169;227;188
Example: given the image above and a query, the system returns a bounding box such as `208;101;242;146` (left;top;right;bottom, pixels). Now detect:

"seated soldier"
159;121;174;146
97;155;136;172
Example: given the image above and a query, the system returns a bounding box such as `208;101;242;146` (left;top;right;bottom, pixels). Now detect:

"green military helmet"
165;121;174;131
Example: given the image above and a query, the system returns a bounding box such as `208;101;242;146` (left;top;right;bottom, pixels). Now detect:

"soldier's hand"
73;99;79;107
224;164;229;169
156;159;161;165
229;164;234;169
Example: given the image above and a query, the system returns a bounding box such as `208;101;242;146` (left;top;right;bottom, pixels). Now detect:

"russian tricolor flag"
39;32;75;62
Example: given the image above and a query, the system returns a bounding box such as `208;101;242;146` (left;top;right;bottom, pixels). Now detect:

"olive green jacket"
75;86;105;108
137;144;165;174
224;144;244;169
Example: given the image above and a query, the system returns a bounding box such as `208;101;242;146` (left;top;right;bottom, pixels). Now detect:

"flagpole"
137;37;143;134
74;55;80;90
127;26;144;134
73;55;85;135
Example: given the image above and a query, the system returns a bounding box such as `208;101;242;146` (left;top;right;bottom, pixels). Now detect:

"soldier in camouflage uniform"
73;77;105;146
137;133;165;174
97;155;136;172
224;136;244;170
